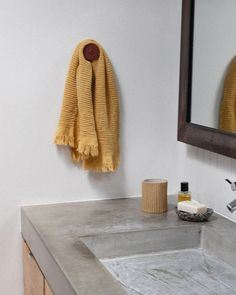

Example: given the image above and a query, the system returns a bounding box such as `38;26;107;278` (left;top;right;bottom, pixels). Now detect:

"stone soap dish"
176;208;214;222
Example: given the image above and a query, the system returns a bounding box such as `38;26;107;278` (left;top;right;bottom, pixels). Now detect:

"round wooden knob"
83;44;100;61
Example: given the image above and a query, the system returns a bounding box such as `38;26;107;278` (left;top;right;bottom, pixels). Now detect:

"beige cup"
142;179;168;213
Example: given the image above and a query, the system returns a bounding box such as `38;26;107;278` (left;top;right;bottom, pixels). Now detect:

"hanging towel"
219;56;236;132
54;40;119;172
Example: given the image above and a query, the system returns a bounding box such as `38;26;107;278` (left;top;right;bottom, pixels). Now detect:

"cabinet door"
23;241;44;295
45;280;54;295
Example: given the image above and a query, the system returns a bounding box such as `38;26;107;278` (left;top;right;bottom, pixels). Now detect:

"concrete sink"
81;225;236;295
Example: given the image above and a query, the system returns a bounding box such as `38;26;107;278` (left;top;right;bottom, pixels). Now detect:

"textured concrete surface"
102;249;236;295
81;226;201;259
21;197;236;295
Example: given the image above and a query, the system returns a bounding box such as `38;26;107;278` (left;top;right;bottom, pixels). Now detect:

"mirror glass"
191;0;236;133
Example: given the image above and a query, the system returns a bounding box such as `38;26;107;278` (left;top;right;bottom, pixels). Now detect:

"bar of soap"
177;200;207;214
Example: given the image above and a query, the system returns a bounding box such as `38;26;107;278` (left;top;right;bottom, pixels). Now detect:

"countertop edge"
21;209;77;295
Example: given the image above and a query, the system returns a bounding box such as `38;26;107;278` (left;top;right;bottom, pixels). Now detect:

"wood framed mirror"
178;0;236;159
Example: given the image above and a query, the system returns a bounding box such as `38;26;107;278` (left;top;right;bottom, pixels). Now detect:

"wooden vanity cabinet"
23;241;54;295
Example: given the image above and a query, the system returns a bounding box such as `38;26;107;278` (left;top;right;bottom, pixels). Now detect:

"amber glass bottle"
178;182;191;202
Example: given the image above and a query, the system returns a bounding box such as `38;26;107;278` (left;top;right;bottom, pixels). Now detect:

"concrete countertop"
21;197;235;295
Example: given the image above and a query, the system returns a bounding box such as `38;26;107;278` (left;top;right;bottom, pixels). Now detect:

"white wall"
192;0;236;128
0;0;181;293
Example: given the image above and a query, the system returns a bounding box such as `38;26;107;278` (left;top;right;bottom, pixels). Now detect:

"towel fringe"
54;135;75;148
78;144;99;158
71;151;85;162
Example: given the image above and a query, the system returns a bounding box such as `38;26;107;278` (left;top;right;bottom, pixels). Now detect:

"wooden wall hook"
83;43;100;61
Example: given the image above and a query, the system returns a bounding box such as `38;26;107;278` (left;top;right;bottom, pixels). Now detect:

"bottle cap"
181;182;189;192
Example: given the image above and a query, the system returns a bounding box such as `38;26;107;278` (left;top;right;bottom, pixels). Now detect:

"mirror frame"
178;0;236;159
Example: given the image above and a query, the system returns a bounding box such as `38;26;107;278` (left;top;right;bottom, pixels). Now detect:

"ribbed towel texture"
54;40;119;172
219;56;236;132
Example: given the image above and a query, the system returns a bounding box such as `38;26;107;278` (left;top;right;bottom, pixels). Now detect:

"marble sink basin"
81;225;236;295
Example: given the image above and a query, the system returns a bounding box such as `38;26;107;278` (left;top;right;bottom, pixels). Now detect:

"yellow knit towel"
54;40;119;172
219;56;236;133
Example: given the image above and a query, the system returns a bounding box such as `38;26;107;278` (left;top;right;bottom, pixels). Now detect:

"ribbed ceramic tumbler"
142;179;168;213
